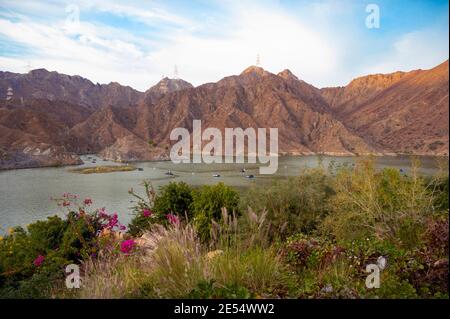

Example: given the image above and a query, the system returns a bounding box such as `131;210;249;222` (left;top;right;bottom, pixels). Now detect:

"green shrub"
431;176;449;211
127;181;160;237
27;216;68;252
321;160;433;245
154;182;194;218
241;168;333;239
210;247;285;296
128;181;194;237
0;194;126;298
191;183;239;242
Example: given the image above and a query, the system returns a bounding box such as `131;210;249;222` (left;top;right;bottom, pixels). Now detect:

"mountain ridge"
0;61;448;169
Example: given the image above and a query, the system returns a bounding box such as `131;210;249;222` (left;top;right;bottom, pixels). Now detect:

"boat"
246;174;255;179
213;174;221;177
165;170;174;176
137;168;144;171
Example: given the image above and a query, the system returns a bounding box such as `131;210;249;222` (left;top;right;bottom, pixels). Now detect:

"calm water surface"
0;155;445;233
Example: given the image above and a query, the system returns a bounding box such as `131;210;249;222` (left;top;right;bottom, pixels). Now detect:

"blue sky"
0;0;448;91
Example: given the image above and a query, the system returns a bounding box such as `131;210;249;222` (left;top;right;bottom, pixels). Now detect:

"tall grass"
76;206;285;298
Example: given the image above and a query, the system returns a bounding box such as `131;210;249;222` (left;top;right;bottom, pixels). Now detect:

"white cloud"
0;3;340;90
139;5;340;87
78;0;195;29
0;0;448;91
363;29;449;75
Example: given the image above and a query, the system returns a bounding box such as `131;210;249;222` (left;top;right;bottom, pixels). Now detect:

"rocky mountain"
143;77;194;104
120;65;374;159
322;60;449;155
0;69;143;110
0;98;85;169
320;71;408;117
0;72;195;168
0;61;448;169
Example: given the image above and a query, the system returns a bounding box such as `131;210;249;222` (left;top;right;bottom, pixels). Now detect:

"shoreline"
1;152;448;172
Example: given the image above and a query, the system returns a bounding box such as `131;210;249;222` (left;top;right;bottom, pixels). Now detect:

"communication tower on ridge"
6;87;13;101
26;61;33;72
174;65;179;79
256;54;261;67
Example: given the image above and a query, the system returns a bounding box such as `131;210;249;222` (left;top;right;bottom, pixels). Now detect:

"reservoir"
0;155;445;234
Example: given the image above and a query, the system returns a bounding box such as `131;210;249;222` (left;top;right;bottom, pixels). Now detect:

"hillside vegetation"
0;159;448;299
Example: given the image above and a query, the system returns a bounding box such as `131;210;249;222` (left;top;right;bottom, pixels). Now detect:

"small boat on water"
165;170;174;176
213;174;221;178
137;168;144;171
246;174;255;179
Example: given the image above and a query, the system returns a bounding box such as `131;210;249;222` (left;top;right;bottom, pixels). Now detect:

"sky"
0;0;448;91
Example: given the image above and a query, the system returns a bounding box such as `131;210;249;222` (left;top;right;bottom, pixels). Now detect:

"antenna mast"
256;54;261;67
174;65;179;79
26;61;33;72
6;87;13;101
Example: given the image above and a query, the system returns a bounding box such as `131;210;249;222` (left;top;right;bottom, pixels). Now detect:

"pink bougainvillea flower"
33;255;45;267
98;207;108;219
107;213;118;229
166;213;180;226
120;239;136;254
84;198;93;206
62;201;70;207
143;209;153;217
119;225;126;231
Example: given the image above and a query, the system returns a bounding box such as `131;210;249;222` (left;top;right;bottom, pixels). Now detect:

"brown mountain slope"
0;61;448;168
340;60;449;155
0;98;83;169
0;69;143;110
143;77;194;104
0;70;195;167
320;71;408;117
118;66;374;161
67;105;139;154
0;98;92;127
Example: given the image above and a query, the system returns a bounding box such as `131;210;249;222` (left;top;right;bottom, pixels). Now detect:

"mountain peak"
143;77;193;103
151;77;193;92
240;65;268;76
28;68;50;76
277;69;299;81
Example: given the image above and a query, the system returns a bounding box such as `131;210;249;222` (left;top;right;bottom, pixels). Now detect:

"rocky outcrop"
98;135;170;162
0;143;82;170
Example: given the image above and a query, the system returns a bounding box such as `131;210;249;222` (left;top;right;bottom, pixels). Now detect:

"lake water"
0;155;445;234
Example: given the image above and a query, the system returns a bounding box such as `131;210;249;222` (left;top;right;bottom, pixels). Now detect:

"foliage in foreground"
0;158;448;299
